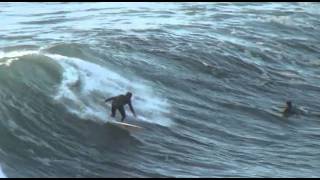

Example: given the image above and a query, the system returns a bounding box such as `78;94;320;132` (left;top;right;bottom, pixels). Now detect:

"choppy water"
0;2;320;178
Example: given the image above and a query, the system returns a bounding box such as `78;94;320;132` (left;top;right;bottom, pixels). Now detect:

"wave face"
0;2;320;178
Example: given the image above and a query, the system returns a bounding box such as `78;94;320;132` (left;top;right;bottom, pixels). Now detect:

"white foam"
0;50;39;67
47;53;172;126
0;58;19;67
0;50;39;59
0;165;7;178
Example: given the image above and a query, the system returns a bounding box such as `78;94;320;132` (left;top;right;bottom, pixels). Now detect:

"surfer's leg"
119;106;126;122
111;106;116;118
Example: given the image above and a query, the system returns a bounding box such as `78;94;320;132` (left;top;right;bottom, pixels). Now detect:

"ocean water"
0;2;320;178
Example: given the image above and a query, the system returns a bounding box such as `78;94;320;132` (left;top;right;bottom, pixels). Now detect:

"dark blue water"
0;2;320;178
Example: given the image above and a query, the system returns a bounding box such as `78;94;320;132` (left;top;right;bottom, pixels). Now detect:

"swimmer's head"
286;101;292;108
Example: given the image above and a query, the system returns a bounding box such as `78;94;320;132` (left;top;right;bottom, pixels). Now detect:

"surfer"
282;101;295;117
282;100;309;118
105;92;137;122
283;100;310;117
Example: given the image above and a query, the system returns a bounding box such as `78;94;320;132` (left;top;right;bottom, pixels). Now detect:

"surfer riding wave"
104;92;137;122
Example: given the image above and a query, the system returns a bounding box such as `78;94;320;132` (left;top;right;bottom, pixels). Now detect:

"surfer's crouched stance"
105;92;136;122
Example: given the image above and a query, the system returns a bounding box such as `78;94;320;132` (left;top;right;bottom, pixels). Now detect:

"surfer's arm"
105;97;114;102
128;101;136;117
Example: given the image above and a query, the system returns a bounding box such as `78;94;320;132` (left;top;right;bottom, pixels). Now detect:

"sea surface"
0;2;320;178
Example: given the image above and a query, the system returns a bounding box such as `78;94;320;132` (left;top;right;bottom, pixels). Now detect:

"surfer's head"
126;92;132;98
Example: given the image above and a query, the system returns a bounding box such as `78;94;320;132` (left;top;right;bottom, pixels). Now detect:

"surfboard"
107;121;143;131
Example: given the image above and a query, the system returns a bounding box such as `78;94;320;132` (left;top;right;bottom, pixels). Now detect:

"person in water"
283;101;294;117
105;92;136;122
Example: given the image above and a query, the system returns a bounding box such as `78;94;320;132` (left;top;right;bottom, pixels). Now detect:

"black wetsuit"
105;94;135;122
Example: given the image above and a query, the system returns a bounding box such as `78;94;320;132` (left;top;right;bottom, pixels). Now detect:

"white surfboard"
107;121;143;131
